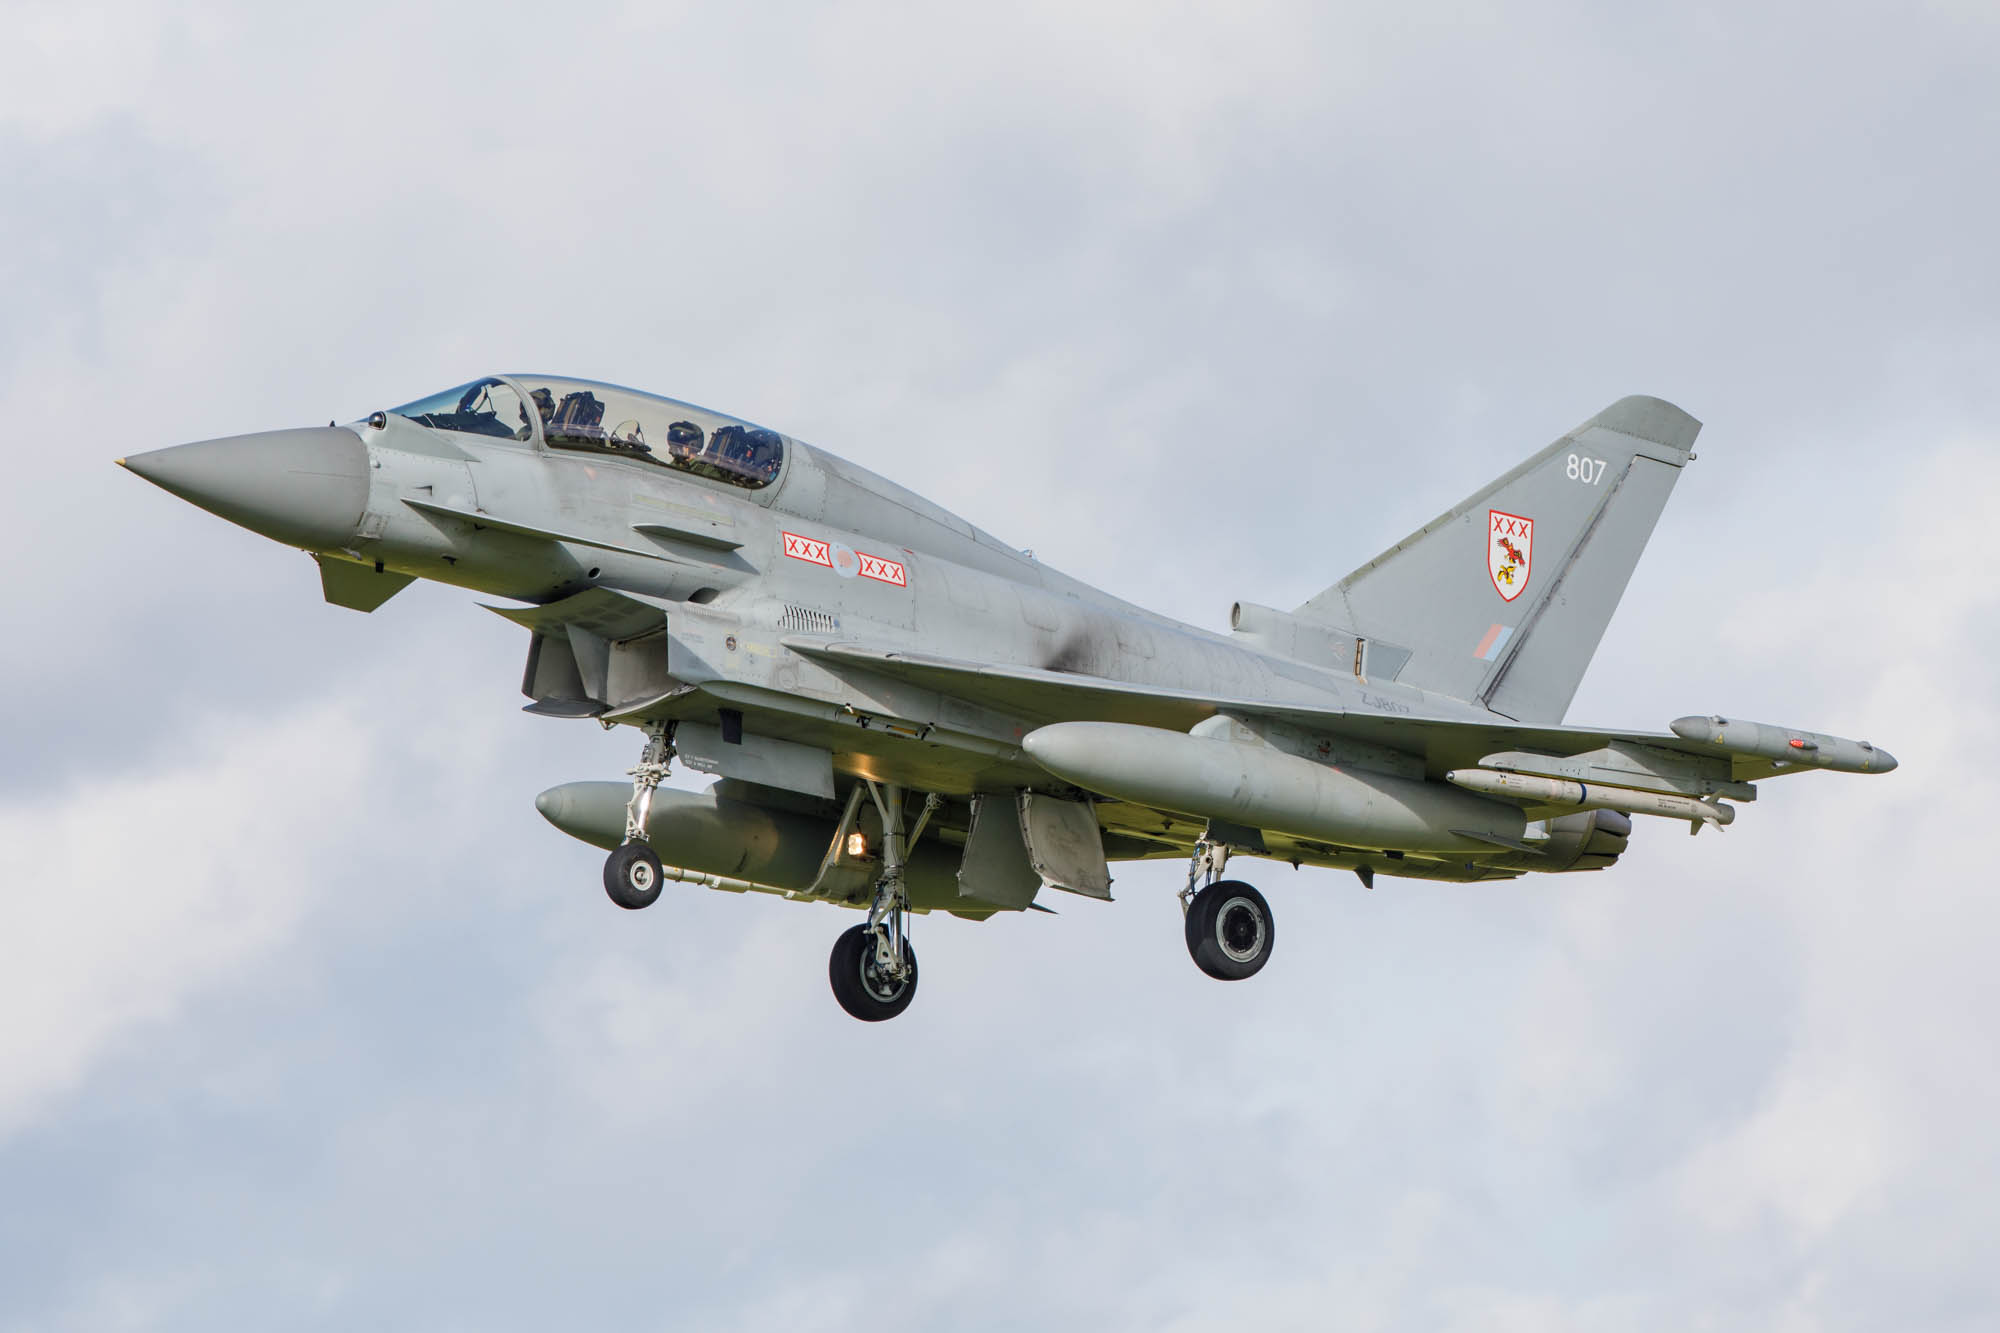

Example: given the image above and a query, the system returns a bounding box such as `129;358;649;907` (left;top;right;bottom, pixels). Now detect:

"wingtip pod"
1669;715;1897;774
1580;396;1703;456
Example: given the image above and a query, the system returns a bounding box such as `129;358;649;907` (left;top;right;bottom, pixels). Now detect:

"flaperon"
121;378;1896;1021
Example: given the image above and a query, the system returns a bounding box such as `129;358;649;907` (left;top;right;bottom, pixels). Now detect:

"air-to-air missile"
1444;768;1736;829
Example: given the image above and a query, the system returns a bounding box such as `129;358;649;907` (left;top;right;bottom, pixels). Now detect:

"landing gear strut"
828;782;939;1022
603;721;674;910
1180;837;1275;980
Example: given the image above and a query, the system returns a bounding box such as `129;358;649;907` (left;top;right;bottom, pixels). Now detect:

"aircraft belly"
676;720;836;800
616;674;1043;799
1091;800;1515;883
630;681;1525;883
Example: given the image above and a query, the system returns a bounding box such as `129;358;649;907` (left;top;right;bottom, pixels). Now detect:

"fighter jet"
120;377;1896;1021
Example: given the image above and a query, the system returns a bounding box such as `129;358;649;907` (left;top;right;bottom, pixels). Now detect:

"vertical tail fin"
1295;396;1701;722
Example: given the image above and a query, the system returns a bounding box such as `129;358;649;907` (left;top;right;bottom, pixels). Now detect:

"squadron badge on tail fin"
1488;510;1534;602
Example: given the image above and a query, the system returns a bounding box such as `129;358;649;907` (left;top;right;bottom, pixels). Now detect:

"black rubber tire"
603;841;665;910
1185;880;1275;980
828;922;919;1022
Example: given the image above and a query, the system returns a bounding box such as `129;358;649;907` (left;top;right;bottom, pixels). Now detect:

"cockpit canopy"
387;376;788;490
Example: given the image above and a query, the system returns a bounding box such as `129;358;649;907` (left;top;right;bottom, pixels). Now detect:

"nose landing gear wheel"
604;841;665;910
829;922;919;1021
1185;880;1274;980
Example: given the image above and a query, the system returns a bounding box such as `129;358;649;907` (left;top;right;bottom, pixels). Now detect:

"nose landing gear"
603;721;673;910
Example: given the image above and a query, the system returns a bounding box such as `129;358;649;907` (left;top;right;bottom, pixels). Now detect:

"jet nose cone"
121;426;369;550
1871;747;1898;773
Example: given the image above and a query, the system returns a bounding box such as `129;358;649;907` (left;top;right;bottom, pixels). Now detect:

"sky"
2;2;1996;1328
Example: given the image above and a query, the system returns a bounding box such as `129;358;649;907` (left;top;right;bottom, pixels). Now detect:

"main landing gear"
1179;838;1275;981
828;781;938;1022
604;721;673;910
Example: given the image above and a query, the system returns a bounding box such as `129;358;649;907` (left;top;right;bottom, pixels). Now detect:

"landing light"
847;832;869;858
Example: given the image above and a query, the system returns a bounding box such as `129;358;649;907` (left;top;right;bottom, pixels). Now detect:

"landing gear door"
1017;793;1113;900
957;795;1043;911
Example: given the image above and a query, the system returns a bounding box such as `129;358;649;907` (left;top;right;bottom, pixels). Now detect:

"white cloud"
0;701;376;1138
0;3;190;137
4;2;2000;1329
1674;1064;1907;1241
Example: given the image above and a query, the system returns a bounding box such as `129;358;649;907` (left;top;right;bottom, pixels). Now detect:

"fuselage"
334;377;1488;726
120;374;1564;887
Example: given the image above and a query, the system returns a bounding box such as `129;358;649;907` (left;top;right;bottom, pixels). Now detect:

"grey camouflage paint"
120;381;1894;907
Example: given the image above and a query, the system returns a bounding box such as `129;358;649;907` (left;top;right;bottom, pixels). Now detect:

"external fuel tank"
1022;721;1524;852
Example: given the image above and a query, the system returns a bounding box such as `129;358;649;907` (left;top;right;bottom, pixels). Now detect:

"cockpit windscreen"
389;376;787;491
389;378;528;440
514;376;787;490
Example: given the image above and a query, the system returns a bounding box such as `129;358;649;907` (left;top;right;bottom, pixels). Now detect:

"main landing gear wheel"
826;780;932;1022
829;923;919;1021
604;841;665;910
1185;880;1275;980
